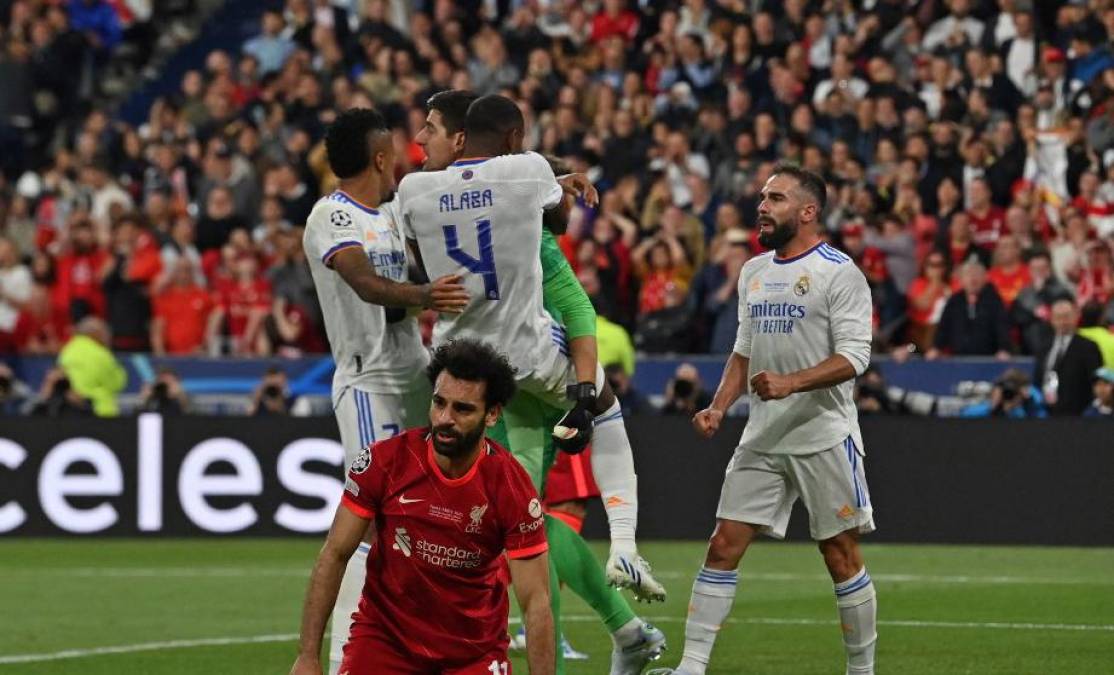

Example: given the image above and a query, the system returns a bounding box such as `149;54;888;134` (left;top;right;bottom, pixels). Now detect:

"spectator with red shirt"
966;177;1007;250
987;235;1032;307
942;211;991;273
1077;241;1114;308
211;254;271;355
631;232;691;316
55;219;108;320
151;258;216;355
905;250;952;353
590;0;639;45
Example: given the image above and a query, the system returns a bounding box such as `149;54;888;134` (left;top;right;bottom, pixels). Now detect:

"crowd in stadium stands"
3;0;1114;409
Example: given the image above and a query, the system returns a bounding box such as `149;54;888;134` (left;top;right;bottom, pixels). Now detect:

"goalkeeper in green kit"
393;90;666;674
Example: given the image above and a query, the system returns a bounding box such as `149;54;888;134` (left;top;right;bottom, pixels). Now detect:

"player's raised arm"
290;502;371;675
330;246;468;313
509;553;556;675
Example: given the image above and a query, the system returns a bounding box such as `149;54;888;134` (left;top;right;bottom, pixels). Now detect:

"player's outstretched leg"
821;531;877;675
328;541;369;675
544;515;666;674
591;398;666;602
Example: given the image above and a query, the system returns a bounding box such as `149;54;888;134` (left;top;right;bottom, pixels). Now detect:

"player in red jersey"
291;339;555;675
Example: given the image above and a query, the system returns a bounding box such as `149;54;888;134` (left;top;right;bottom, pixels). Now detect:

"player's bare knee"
705;522;753;569
818;532;862;581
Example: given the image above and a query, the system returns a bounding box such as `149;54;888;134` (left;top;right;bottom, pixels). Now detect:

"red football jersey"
341;428;547;666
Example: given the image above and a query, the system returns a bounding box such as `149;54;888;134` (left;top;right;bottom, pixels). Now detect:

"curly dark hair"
325;107;389;179
426;339;517;409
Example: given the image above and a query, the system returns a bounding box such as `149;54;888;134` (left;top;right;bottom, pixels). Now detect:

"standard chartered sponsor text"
415;539;483;569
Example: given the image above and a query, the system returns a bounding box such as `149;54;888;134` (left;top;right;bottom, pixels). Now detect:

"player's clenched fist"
749;370;796;401
692;407;723;438
424;274;470;313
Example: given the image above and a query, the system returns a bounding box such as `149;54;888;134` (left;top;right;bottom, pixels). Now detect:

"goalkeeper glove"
552;382;596;454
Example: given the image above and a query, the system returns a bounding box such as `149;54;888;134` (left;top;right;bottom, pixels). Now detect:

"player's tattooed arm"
290;506;368;675
510;553;557;675
331;246;468;313
694;353;750;438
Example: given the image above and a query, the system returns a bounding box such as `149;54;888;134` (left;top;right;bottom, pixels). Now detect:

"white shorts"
716;437;875;542
333;381;431;469
516;325;604;410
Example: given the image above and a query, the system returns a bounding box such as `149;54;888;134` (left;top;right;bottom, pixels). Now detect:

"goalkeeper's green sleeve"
540;229;596;340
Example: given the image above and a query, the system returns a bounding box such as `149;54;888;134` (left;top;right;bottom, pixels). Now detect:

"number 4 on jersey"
442;219;500;300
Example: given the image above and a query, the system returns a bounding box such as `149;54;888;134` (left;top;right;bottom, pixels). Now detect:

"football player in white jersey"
397;94;666;674
649;165;877;675
302;107;469;675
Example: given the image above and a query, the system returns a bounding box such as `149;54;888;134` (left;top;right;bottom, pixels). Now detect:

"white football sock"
591;399;638;555
677;567;738;674
328;542;369;675
834;567;877;675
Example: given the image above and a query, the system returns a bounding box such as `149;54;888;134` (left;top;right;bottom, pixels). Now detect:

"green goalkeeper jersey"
540;228;596;339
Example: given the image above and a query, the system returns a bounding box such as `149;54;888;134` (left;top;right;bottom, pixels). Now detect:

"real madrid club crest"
350;445;371;474
794;274;810;297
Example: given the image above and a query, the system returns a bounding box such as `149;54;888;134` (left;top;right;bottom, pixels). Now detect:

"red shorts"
340;625;510;674
544;447;600;505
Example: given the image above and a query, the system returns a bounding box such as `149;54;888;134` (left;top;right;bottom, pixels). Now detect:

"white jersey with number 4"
734;242;872;455
303;190;428;394
397;152;564;379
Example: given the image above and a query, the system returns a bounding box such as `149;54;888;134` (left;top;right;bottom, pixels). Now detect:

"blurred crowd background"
2;0;1114;417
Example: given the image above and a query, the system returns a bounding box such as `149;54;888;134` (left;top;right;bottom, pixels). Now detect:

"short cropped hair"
464;94;524;139
325;107;389;179
426;339;517;409
427;89;479;135
772;163;828;214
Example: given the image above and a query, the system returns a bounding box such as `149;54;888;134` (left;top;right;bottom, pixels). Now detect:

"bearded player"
397;94;666;673
648;165;877;675
301;107;470;675
290;339;554;675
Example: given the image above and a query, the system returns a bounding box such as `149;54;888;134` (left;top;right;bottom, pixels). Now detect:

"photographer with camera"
0;363;32;415
662;362;712;415
138;367;189;415
28;367;94;417
248;366;292;416
959;368;1048;419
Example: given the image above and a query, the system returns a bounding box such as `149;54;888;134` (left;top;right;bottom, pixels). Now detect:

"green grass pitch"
0;540;1111;674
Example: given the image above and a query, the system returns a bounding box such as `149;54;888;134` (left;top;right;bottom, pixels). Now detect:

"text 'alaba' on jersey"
396;152;564;378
